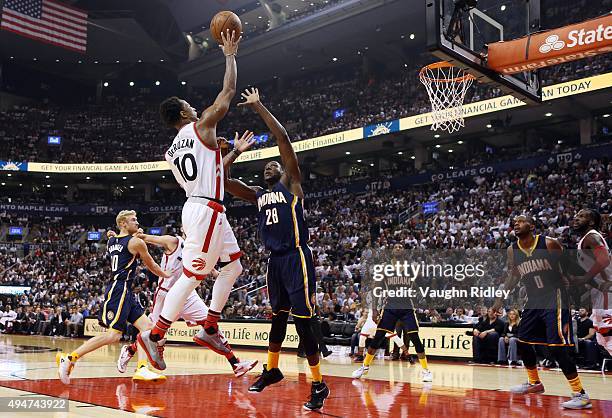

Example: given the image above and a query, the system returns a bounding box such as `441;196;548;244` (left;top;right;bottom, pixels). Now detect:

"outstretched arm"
135;231;179;254
196;30;241;146
128;237;169;278
238;88;303;197
218;131;261;203
225;178;262;203
222;130;255;172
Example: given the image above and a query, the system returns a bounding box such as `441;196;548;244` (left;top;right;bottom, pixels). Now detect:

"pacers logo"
539;34;565;53
107;311;115;321
192;257;207;270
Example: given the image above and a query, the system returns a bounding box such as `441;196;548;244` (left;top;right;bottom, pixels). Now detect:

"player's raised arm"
128;237;170;278
134;231;179;254
222;130;255;171
197;30;240;135
238;88;302;192
220;130;262;203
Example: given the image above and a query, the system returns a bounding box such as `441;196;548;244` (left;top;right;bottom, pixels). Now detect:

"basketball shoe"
248;364;284;392
303;381;330;411
233;359;258;378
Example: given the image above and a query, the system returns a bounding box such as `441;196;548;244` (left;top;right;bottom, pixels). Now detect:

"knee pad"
408;333;424;353
269;311;289;344
294;317;318;356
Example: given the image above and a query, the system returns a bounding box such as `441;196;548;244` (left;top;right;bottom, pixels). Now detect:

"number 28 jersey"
165;122;223;200
256;182;309;254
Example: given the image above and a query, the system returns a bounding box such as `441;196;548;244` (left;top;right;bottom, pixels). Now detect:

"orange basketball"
210;11;242;44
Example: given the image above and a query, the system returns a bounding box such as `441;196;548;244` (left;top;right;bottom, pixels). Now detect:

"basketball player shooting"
494;215;591;410
222;87;330;411
139;29;245;370
571;209;612;355
57;210;170;384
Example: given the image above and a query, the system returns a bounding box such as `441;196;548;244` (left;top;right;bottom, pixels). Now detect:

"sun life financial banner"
83;318;472;357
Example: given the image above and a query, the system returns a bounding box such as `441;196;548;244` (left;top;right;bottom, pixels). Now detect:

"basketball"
210;11;242;44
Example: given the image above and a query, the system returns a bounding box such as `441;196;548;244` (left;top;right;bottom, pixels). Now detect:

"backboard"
425;0;542;104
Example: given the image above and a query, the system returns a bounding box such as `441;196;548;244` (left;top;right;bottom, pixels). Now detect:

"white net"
419;62;474;134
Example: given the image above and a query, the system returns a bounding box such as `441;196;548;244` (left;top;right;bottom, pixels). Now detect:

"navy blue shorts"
266;246;316;318
377;308;419;334
98;280;144;333
518;308;573;346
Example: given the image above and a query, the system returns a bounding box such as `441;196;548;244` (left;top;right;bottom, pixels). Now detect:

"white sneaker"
132;366;167;383
117;345;134;373
561;392;592;409
56;353;74;385
233;359;259;378
352;365;369;379
421;369;433;382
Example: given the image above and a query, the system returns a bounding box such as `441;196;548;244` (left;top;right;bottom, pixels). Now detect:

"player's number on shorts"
173;154;197;182
533;275;544;289
266;208;279;225
111;255;118;272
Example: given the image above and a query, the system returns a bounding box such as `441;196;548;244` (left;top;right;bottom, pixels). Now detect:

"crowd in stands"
0;51;609;164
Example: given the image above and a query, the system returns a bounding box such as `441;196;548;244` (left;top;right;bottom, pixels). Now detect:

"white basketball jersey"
165;122;223;200
160;236;185;290
578;230;612;309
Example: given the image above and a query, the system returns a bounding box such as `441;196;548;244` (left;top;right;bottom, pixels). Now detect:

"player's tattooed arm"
238;87;303;197
493;246;520;311
128;237;170;278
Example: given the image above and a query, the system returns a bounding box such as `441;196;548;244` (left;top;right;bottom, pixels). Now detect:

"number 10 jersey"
165;122;223;200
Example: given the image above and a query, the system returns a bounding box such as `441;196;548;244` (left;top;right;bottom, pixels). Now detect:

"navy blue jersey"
256;182;309;254
107;235;138;281
512;235;565;308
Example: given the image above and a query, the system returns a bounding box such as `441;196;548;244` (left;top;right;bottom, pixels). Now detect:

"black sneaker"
303;381;330;411
248;364;284;392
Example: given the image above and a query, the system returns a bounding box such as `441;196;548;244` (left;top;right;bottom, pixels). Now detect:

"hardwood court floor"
1;335;611;417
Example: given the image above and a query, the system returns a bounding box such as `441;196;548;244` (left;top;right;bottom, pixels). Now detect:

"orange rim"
419;61;475;83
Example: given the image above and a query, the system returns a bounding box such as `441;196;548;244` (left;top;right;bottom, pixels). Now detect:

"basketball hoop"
419;62;475;134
